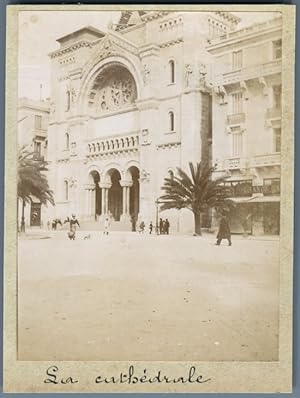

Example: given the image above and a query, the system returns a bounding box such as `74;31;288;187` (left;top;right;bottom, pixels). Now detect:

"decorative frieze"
49;40;93;59
159;15;183;31
159;38;183;48
156;142;181;150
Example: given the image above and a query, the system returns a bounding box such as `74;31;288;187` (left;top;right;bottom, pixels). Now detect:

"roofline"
206;16;282;51
56;26;106;43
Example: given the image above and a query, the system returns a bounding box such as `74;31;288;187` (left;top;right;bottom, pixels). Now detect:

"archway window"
169;60;175;84
64;180;69;201
169;111;175;132
65;132;70;150
66;91;71;112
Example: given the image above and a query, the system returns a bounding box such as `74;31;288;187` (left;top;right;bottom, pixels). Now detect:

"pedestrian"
65;214;80;240
149;221;153;234
47;220;50;230
165;218;170;235
139;221;145;233
159;218;163;234
131;214;137;232
162;220;166;234
104;216;110;235
216;211;232;246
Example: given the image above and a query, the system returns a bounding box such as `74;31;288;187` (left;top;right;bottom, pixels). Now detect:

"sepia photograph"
4;4;295;393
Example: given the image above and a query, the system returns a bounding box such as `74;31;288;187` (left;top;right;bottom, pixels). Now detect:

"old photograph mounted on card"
4;4;295;393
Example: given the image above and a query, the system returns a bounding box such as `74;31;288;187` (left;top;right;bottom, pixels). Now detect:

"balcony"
227;113;245;125
34;128;47;138
251;153;281;167
87;133;139;157
266;107;281;120
224;157;248;170
219;59;281;86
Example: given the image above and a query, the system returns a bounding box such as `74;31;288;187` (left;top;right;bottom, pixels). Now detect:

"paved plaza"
18;231;279;361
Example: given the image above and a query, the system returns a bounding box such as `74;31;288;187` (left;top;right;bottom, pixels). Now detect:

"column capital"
84;184;94;190
99;182;112;189
120;180;133;188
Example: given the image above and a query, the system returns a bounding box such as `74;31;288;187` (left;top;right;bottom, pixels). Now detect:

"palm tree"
159;162;231;236
18;146;55;232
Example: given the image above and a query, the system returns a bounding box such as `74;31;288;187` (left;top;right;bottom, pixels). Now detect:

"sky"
18;10;280;101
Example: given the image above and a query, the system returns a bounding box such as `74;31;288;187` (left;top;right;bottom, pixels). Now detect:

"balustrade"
87;133;139;156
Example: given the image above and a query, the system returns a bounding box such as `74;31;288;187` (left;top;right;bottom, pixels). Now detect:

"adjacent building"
18;97;50;228
207;16;282;235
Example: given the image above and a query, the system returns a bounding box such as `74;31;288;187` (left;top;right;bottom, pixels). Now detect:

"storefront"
229;196;280;236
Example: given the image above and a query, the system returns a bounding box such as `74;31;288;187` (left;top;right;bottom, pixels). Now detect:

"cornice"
141;11;169;22
159;38;183;48
49;40;94;59
156;142;181;150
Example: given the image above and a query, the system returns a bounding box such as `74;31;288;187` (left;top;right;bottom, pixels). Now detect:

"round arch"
87;165;102;183
123;160;140;181
102;163;123;184
79;54;143;114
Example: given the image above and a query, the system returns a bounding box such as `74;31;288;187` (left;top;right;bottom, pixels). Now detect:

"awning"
230;195;280;204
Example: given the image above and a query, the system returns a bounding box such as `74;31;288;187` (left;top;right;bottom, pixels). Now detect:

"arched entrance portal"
108;169;122;221
87;170;101;220
129;166;140;230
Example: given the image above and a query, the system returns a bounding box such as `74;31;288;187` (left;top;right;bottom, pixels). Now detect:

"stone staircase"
79;220;132;232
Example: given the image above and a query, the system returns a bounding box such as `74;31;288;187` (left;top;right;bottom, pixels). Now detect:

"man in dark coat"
216;212;232;246
159;218;164;234
165;219;170;235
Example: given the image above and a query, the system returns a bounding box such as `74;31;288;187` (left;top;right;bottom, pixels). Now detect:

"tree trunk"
193;212;201;236
21;199;26;233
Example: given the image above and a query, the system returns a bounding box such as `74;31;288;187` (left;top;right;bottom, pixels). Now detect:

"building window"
273;85;281;108
34;141;41;157
263;178;280;196
232;50;243;70
232;128;243;156
169;60;175;83
64;180;69;201
35;115;42;129
274;128;281;152
231;92;243;114
168;111;175;132
65;132;70;150
66;91;71;111
273;39;282;60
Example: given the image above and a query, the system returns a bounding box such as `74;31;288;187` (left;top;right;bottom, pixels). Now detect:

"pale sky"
18;10;280;101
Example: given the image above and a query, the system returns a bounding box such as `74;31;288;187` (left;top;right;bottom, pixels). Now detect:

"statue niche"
87;65;137;114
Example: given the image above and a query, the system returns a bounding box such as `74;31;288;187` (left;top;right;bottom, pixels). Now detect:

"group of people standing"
47;211;232;246
159;218;170;235
138;218;170;235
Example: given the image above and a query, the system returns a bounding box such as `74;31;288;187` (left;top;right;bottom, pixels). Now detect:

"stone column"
126;186;130;215
99;182;112;221
91;188;96;220
120;180;133;221
84;184;94;220
101;188;106;215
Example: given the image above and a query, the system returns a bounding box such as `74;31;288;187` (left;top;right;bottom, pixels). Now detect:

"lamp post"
155;199;159;235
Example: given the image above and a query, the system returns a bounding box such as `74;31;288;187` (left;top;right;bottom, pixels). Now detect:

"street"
18;231;279;361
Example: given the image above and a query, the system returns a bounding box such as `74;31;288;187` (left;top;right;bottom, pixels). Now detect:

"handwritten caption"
44;365;211;386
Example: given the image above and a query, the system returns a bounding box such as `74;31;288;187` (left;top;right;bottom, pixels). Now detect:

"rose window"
88;66;137;114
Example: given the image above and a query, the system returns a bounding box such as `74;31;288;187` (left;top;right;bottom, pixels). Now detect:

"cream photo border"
4;4;295;393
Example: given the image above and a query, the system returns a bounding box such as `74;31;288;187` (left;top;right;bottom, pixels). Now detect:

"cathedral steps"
79;220;132;232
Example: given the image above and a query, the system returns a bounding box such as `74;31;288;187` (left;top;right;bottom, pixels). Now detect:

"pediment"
93;31;139;59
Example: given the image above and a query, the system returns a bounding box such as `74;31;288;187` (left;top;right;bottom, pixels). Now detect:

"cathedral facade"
46;11;240;232
45;10;282;235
